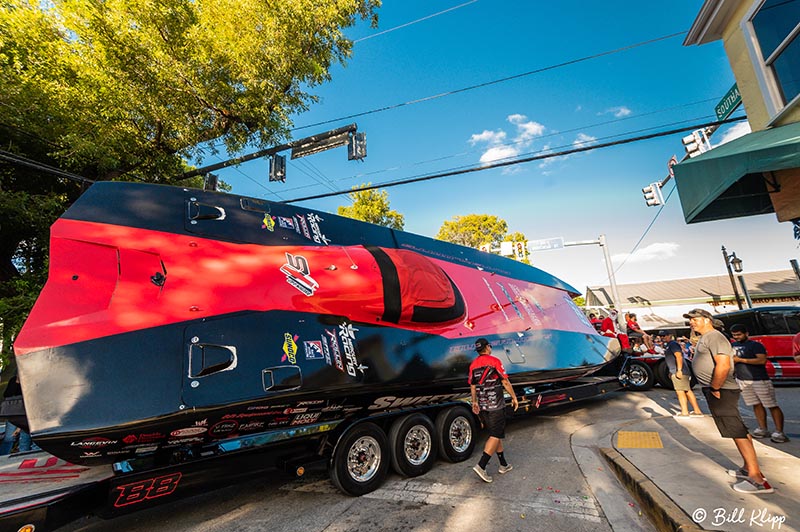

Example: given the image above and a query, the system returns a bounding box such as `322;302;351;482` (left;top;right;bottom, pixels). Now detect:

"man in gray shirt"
684;309;773;494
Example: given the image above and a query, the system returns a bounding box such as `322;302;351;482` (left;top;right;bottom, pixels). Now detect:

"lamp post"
721;245;743;310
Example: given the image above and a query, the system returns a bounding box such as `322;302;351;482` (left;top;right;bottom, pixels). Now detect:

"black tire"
330;422;390;496
435;406;476;463
388;413;437;477
625;361;655;391
655;360;674;389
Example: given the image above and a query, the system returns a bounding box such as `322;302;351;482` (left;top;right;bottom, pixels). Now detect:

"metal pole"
721;245;743;310
737;275;753;309
599;234;621;310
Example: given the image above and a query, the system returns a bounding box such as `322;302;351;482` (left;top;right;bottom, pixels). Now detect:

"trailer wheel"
625;361;655;391
330;422;390;496
435;406;476;463
389;413;437;477
655;360;674;389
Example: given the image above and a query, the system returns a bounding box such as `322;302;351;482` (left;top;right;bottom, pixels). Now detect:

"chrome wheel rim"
629;366;649;387
449;416;472;453
347;436;382;482
404;425;432;466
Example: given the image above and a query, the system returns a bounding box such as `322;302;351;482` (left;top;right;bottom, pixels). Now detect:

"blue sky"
202;0;799;294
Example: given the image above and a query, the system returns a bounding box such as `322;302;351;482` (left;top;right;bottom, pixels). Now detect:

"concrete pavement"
579;395;799;532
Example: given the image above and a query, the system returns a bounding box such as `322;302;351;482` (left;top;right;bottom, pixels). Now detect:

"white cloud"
469;129;506;145
479;145;520;164
611;242;680;265
601;106;632;118
508;113;545;142
714;121;751;147
573;133;597;149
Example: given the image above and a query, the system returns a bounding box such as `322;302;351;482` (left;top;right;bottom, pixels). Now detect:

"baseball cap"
683;308;713;320
658;330;670;337
474;338;490;352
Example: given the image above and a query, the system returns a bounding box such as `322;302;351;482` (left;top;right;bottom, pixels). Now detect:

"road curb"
600;447;704;532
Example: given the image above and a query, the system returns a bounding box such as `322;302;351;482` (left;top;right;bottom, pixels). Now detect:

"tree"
0;0;380;365
436;214;508;248
337;184;404;230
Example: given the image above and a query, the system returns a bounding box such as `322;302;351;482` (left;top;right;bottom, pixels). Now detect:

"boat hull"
14;182;619;464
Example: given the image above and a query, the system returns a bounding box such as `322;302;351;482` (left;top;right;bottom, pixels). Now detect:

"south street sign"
715;83;742;121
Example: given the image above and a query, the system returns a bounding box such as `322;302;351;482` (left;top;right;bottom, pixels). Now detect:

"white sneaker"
770;431;789;443
727;467;748;479
473;465;492;483
751;427;769;438
732;478;774;494
498;464;513;474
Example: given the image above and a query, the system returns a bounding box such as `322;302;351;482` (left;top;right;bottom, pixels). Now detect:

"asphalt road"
56;384;800;532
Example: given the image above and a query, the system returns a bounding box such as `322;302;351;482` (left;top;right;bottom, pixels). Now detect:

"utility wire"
293;30;687;132
353;0;479;43
281;116;746;203
0;149;94;185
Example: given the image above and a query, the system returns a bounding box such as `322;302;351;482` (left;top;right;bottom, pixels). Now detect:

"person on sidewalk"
469;338;519;483
793;331;800;364
660;331;703;417
684;309;774;494
730;324;788;443
0;372;36;455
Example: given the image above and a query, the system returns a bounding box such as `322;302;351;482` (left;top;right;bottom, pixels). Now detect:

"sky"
201;0;799;295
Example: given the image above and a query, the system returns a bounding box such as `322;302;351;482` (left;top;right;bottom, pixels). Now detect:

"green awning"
673;121;800;223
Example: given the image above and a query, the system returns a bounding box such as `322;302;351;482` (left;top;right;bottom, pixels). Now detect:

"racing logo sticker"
325;329;343;372
338;322;360;377
281;253;319;296
282;332;299;364
304;340;324;360
261;213;275;232
276;216;295;230
306;213;331;245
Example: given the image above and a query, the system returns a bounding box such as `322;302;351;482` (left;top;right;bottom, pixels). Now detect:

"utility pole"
559;234;621;310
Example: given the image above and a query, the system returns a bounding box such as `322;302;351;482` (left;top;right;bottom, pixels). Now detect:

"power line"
0;149;94;185
353;0;479;43
281;116;746;204
293;30;687;132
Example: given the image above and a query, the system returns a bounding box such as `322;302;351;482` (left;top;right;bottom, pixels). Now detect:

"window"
750;0;800;107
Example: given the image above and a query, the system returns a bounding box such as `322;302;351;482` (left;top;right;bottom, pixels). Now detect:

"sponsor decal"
238;421;266;432
325;329;343;372
290;412;321;425
483;278;510;321
283;407;307;414
321;404;344;412
114;472;182;508
369;393;470;411
194;418;208;427
79;451;103;458
497;282;523;320
170;426;207;437
282;332;299;364
210;420;239;437
224;412;271;419
276;216;295;230
164;437;204;446
134;445;159;454
338;322;361;377
563;294;593;328
306;213;331;245
508;283;542;326
122;432;164;445
297;399;325;406
294;215;311;239
281;253;319;296
261;213;275;232
70;437;117;449
320;334;332;366
304;340;324;360
107;449;134;456
268;417;291;427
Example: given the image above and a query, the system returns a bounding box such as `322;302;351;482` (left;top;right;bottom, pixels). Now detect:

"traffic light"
348;132;367;160
515;241;526;261
681;128;711;158
642;182;664;206
269;154;286;182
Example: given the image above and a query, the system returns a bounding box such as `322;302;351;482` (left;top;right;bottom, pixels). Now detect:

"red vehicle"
716;306;800;381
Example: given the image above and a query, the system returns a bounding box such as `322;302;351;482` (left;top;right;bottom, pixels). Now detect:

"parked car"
716;306;800;381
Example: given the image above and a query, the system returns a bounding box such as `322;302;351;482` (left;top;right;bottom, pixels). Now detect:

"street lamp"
721;245;743;310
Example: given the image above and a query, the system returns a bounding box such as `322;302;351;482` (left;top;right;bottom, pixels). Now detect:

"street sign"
527;237;564;252
715;83;741;121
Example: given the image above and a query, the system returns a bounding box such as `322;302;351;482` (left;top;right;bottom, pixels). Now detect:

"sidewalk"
599;413;799;532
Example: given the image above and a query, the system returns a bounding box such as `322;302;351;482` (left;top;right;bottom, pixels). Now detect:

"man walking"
660;331;703;417
469;338;519;483
684;309;773;494
730;324;788;443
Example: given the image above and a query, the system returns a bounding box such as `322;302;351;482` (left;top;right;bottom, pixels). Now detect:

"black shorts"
479;409;506;439
702;388;749;439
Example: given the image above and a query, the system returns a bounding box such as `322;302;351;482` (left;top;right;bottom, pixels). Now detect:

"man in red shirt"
469;338;519;483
